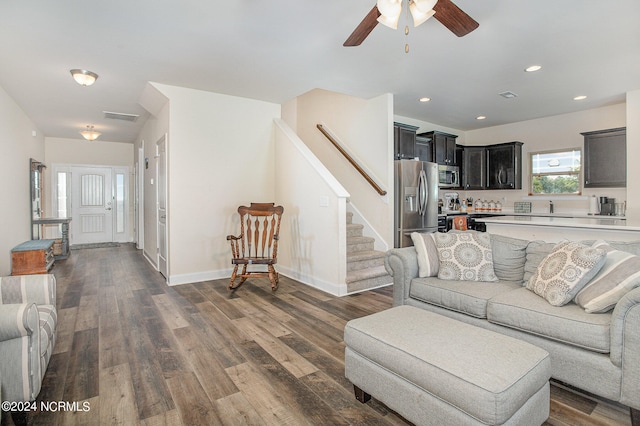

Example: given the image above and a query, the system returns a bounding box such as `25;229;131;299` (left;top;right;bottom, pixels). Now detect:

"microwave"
438;165;460;188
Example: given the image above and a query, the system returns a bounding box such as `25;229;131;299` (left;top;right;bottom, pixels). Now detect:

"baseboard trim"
165;266;347;297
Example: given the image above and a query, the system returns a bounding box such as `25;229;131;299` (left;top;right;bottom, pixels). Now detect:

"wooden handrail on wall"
316;124;387;196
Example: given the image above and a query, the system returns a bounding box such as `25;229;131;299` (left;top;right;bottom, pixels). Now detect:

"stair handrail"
316;124;387;196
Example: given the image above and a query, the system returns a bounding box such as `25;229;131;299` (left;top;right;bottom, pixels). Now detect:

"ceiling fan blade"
344;5;381;47
433;0;479;37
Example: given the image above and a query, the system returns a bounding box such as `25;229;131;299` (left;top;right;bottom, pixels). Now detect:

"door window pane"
116;173;125;234
57;172;68;217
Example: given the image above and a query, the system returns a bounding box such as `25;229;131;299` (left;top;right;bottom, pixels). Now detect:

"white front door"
157;135;168;278
71;166;114;244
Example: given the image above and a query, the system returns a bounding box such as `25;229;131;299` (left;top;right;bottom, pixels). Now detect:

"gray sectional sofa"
384;234;640;422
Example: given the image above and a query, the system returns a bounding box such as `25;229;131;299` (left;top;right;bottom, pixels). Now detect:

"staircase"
346;212;392;293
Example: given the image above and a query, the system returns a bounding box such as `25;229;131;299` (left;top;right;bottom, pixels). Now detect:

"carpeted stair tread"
346;265;389;283
347;223;364;237
347;250;385;262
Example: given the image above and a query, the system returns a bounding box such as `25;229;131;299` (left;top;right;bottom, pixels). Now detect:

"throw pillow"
574;240;640;313
526;241;606;306
433;232;498;282
411;232;439;277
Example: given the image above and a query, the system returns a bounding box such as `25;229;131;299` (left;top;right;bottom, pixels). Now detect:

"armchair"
0;274;57;423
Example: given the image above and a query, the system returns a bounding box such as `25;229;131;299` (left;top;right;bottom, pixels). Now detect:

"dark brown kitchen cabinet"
418;131;458;165
462;146;487;190
582;127;626;188
486;142;523;189
394;122;418;160
415;134;432;162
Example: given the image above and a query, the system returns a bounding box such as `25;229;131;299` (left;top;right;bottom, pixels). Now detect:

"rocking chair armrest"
226;234;241;241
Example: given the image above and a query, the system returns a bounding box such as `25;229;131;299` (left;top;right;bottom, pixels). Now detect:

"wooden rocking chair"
226;203;284;291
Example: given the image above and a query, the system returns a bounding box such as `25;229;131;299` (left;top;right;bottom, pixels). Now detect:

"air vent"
499;91;518;99
103;111;139;122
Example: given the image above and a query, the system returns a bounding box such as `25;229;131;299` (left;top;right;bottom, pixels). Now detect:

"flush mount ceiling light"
70;69;98;86
419;97;431;102
525;65;542;72
476;115;486;120
80;125;101;141
573;95;587;101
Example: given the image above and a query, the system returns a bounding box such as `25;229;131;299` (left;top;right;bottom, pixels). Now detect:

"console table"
32;217;71;259
11;240;55;275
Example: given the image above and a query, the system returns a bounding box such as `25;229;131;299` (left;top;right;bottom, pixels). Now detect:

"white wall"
626;89;640;220
0;85;44;275
293;89;394;247
274;119;350;294
45;137;134;167
137;86;170;267
148;84;281;285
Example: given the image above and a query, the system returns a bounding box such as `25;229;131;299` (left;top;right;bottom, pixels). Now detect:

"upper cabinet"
418;131;458;165
582;127;626;188
394;122;418;160
415;134;433;162
486;142;523;189
462;146;487;190
461;142;523;190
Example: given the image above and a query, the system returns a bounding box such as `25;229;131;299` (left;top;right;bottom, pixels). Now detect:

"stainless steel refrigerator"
394;160;439;248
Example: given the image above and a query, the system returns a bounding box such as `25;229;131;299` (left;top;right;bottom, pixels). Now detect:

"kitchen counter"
478;215;640;242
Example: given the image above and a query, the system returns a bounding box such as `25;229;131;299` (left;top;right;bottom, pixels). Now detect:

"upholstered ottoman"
344;305;551;426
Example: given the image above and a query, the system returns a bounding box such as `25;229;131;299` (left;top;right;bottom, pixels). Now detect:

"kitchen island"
479;215;640;242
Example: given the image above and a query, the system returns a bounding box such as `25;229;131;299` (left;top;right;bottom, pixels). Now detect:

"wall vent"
103;111;140;122
499;91;518;99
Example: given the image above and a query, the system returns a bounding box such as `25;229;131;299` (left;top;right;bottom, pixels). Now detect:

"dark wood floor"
2;243;632;425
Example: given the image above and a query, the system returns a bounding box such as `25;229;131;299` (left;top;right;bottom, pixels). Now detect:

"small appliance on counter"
443;192;460;212
598;197;615;215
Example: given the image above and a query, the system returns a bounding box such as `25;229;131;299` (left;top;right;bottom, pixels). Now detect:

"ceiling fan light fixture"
377;13;401;29
80;125;101;141
376;0;402;29
410;0;437;26
70;69;98;86
409;2;436;27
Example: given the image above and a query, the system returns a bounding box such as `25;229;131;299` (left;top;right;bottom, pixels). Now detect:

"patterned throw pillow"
433;232;498;282
411;232;439;277
574;240;640;313
526;241;606;306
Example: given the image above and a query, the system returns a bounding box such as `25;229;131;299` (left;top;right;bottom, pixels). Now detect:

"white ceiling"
1;0;639;144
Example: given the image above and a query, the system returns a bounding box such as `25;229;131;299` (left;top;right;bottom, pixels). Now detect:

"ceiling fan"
344;0;479;47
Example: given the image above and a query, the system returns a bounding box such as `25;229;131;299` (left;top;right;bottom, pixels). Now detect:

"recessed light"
476;116;486;120
525;65;542;72
419;97;431;103
573;95;587;101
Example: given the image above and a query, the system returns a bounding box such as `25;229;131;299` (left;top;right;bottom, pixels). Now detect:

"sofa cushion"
411;232;439;277
433;232;498;282
574;241;640;313
490;234;529;283
410;277;521;318
526;241;606;306
523;241;555;283
488;287;611;353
